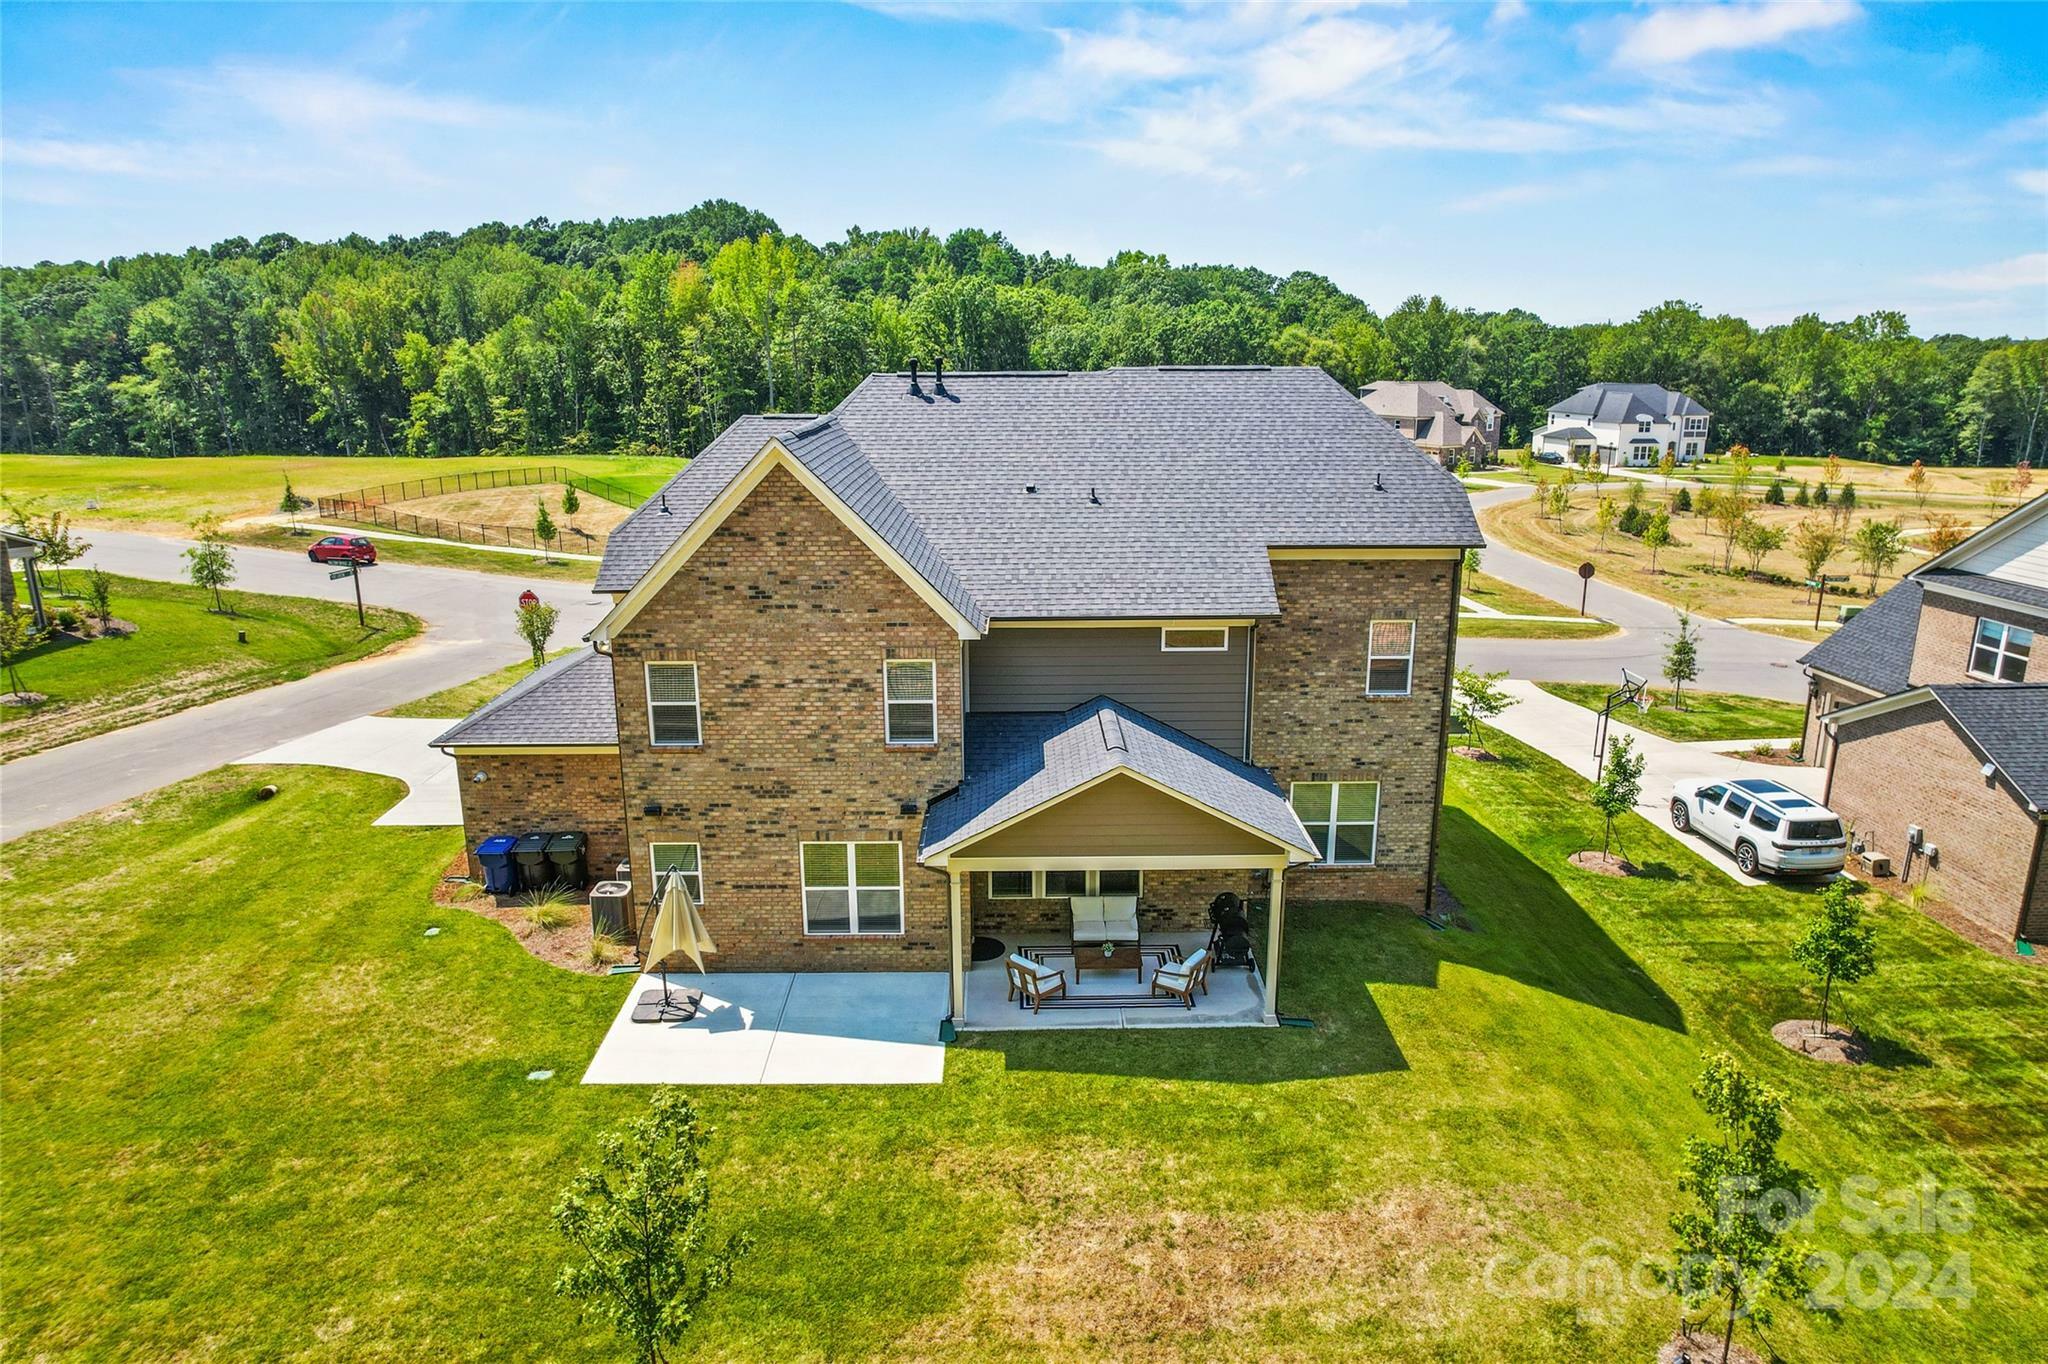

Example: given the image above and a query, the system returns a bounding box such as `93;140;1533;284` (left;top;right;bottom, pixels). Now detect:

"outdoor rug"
1018;944;1192;1009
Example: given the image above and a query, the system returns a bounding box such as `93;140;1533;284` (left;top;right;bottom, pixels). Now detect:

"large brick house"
1800;494;2048;948
435;366;1482;1018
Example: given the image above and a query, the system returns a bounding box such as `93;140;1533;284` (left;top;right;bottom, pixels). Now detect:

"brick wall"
452;751;627;884
610;464;963;972
966;869;1255;940
1804;675;1879;768
1907;594;2048;685
1250;557;1458;910
1828;701;2037;943
2026;836;2048;944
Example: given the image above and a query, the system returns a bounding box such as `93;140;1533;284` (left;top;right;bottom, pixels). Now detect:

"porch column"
1262;863;1285;1021
947;868;965;1019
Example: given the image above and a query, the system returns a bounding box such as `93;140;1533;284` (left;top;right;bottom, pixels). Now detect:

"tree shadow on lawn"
976;810;1682;1083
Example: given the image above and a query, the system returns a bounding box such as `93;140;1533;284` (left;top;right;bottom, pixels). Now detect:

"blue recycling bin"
475;835;520;895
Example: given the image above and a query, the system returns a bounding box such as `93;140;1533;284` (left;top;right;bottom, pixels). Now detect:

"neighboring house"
1800;495;2048;947
1531;383;1710;467
1;528;50;629
1358;381;1502;467
434;366;1483;1020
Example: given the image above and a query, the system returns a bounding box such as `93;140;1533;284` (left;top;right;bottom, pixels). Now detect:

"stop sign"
518;589;540;608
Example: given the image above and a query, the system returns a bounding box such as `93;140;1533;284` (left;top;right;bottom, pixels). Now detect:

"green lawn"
0;452;681;533
1460;569;1618;639
380;649;574;718
238;524;602;582
1537;682;1807;742
4;742;2040;1360
1;573;419;760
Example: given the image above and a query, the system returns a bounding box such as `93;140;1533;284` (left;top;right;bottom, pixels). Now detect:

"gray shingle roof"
1918;568;2048;616
1927;684;2048;811
1799;578;1924;693
430;648;618;748
1549;383;1709;423
597;367;1481;619
919;697;1318;859
1535;424;1595;442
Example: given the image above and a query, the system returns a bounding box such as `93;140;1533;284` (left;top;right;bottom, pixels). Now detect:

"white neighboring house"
1532;383;1710;468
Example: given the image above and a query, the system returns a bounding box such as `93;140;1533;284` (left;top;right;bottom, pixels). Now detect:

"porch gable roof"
919;698;1319;863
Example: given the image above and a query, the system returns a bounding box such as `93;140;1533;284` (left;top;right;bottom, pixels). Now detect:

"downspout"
2016;818;2046;948
1422;550;1464;918
1242;622;1257;761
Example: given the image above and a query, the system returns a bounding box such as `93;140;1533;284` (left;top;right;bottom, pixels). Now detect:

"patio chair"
1005;953;1068;1013
1149;947;1212;1008
1071;895;1140;948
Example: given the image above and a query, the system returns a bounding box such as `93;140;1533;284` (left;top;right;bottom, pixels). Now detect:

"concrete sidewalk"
234;717;460;826
1484;681;1827;886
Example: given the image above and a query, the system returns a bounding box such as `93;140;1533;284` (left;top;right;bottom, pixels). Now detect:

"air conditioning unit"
1860;851;1893;878
590;881;634;944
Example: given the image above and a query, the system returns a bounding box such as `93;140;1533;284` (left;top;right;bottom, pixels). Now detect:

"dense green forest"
3;198;2042;465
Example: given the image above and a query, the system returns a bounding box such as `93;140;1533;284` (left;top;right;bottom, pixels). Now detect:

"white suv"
1668;777;1847;877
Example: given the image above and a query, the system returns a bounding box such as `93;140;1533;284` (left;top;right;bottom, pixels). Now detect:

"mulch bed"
1659;1329;1763;1364
1721;747;1801;767
429;852;616;975
1771;1018;1869;1065
1568;850;1637;877
1;690;49;708
1450;745;1501;761
1425;879;1477;931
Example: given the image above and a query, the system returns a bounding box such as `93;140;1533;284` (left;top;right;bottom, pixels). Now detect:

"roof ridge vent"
789;417;835;439
1097;709;1127;753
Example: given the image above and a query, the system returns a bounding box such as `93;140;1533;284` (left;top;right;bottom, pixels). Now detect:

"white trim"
1289;780;1379;866
1921;575;2048;616
799;840;905;936
1914;496;2048;576
1268;547;1462;561
988;617;1257;629
1968;616;2033;683
644;661;702;747
948;853;1289;871
648;841;704;906
590;439;981;645
882;657;939;746
1366;619;1416;697
1161;626;1229;652
445;743;620;756
1823;687;1938;729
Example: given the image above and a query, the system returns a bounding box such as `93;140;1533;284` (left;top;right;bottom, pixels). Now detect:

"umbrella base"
630;984;703;1024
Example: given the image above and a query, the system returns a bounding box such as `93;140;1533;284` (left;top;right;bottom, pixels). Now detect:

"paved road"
1456;485;1812;701
0;530;605;842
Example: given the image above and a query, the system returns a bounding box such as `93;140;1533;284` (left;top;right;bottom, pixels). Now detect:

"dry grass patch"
397;481;636;536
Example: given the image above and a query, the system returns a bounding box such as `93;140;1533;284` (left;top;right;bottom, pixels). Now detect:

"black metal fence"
312;464;645;553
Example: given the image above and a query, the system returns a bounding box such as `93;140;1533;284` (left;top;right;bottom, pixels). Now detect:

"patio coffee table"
1071;942;1143;981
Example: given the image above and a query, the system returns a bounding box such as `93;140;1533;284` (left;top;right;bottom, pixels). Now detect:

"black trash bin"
545;831;588;889
512;832;554;890
475;835;519;895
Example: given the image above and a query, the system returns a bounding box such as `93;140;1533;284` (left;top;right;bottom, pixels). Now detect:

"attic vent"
1024;484;1038;494
1097;710;1127;753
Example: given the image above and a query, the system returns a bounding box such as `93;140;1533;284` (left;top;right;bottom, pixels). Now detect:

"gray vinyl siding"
967;626;1249;756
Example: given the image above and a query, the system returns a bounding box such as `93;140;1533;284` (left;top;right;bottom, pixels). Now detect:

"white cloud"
2013;168;2048;196
1917;253;2048;293
1488;0;1529;30
1;138;163;177
1448;181;1562;213
1730;152;1850;176
1614;1;1860;67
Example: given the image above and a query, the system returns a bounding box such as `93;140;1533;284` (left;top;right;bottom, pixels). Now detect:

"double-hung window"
649;842;703;905
883;660;937;745
1291;781;1379;866
1367;620;1416;696
646;662;701;746
1971;618;2032;682
1637;417;1653;434
801;841;903;935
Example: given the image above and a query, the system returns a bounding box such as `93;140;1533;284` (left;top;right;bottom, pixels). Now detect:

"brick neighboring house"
1800;495;2048;947
435;366;1482;1019
1358;381;1502;467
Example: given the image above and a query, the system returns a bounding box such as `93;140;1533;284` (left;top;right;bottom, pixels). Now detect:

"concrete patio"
582;970;949;1085
960;930;1271;1031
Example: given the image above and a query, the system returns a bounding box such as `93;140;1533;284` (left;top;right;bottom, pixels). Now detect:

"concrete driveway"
1485;680;1828;886
582;971;950;1085
0;528;603;842
233;717;459;826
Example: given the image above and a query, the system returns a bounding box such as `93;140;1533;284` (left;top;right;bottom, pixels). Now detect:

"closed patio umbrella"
637;869;713;1022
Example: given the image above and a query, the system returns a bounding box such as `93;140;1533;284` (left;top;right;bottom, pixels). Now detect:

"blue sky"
3;1;2044;335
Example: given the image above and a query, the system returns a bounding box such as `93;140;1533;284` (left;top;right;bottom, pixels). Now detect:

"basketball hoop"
1595;669;1651;773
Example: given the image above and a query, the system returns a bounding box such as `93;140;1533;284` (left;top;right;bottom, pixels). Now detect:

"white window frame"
1685;416;1707;435
1970;617;2032;683
988;870;1037;899
882;658;938;746
800;840;904;936
1039;869;1144;898
1366;619;1416;697
648;842;703;905
645;661;701;747
1161;626;1229;652
1290;781;1380;867
1637;417;1653;434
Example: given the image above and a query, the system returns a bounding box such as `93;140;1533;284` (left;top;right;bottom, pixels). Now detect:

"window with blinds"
645;662;701;746
883;659;937;745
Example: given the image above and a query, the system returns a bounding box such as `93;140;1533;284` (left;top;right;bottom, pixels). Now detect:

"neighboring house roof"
1358;381;1501;450
1548;383;1709;424
1799;578;1924;693
1535;424;1595;442
1828;683;2048;814
919;697;1319;861
1916;567;2048;617
430;648;619;748
598;367;1482;620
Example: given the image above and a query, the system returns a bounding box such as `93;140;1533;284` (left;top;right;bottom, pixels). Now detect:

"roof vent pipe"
1089;487;1101;505
909;361;920;394
934;358;945;394
1373;472;1386;492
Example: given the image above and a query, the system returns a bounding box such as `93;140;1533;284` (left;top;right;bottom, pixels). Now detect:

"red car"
307;534;377;565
